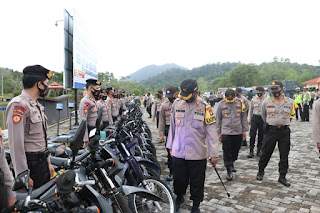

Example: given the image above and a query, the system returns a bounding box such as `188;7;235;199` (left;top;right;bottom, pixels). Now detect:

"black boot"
226;166;233;181
241;140;248;146
231;164;237;172
278;174;291;187
247;149;254;158
191;202;201;213
175;195;184;213
256;170;264;181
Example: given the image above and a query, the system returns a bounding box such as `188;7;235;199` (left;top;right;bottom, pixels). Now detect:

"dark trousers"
172;157;206;203
147;105;152;118
249;115;264;151
164;126;172;174
258;128;290;174
0;183;8;211
222;134;242;167
310;98;314;109
302;104;309;121
27;158;50;188
156;112;160;128
295;104;303;120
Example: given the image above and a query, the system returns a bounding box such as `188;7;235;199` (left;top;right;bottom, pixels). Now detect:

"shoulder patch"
13;105;26;116
205;105;216;124
13;114;22;124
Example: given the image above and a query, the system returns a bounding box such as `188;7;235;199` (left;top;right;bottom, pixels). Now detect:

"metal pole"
70;110;72;130
57;110;60;136
74;89;79;125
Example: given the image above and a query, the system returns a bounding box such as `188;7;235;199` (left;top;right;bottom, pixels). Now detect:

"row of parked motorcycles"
3;101;175;213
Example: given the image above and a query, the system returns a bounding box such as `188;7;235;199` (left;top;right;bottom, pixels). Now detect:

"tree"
229;64;260;87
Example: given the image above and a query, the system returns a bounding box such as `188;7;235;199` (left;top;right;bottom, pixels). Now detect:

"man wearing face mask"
153;91;165;128
302;87;311;122
256;80;295;187
159;86;176;181
79;79;101;147
166;79;218;213
215;89;249;181
6;65;54;188
247;87;265;158
97;89;113;129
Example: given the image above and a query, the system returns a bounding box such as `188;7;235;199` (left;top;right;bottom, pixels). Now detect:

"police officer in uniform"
97;89;113;129
248;87;265;158
6;65;54;188
215;89;249;181
312;98;320;152
153;91;164;128
159;86;176;181
235;88;250;147
302;87;311;122
166;79;218;213
256;81;295;186
79;79;100;147
0;129;16;210
293;88;303;121
146;93;152;118
208;92;216;107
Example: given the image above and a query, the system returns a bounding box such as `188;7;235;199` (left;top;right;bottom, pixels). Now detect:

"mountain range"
125;63;188;82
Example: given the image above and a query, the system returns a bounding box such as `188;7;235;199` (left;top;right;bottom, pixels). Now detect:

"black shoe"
175;196;184;213
231;165;237;172
256;171;264;181
226;167;233;181
166;174;173;182
247;150;254;158
241;140;247;146
278;174;291;187
175;203;180;213
191;207;201;213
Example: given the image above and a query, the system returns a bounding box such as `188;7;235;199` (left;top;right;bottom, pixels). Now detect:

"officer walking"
153;91;164;128
293;88;303;121
302;87;311;122
166;79;218;213
247;87;265;158
159;86;177;181
312;98;320;153
235;88;250;147
256;80;295;186
0;128;16;210
208;92;216;107
79;79;100;147
215;89;249;181
97;89;113;129
6;65;55;188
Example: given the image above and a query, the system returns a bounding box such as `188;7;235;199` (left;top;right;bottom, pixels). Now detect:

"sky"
1;0;320;79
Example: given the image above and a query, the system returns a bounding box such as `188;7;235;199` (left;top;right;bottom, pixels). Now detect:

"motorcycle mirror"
12;169;30;191
69;119;86;157
95;108;103;131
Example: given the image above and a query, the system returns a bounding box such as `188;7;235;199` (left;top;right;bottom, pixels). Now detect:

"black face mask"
91;88;100;99
38;82;49;97
272;91;281;97
102;95;107;101
257;93;263;97
168;97;175;103
186;95;196;103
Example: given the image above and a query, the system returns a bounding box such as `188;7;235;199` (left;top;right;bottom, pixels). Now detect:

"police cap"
225;89;235;98
256;86;265;92
270;80;283;89
179;79;198;100
23;65;53;80
86;79;101;86
236;87;242;93
166;86;176;98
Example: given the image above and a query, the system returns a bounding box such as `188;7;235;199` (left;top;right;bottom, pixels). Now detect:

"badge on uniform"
13;114;22;124
205;105;216;124
196;100;200;105
176;118;182;124
12;105;25;124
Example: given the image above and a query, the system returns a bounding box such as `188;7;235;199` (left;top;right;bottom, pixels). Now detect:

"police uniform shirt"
146;96;152;107
107;96;118;117
120;98;127;111
166;97;218;160
153;98;164;118
0;133;15;199
248;96;265;121
97;99;113;125
6;90;48;176
79;94;98;142
312;99;320;143
158;99;172;137
261;97;295;126
215;98;249;135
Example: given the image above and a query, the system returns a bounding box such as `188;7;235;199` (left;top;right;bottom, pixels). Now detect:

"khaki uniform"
6;90;48;177
158;99;172;137
97;99;113;125
248;96;264;121
312;99;320;143
0;133;15;202
107;96;118;119
258;97;295;175
153;99;164;119
79;94;98;142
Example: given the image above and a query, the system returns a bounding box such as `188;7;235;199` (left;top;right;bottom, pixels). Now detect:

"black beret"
256;86;265;92
180;79;198;99
86;79;101;86
23;65;53;80
236;87;242;93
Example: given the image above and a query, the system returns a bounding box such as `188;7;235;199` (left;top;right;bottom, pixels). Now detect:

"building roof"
48;82;64;89
301;77;320;85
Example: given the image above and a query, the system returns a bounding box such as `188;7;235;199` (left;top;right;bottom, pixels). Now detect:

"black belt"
267;125;289;130
26;149;49;161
